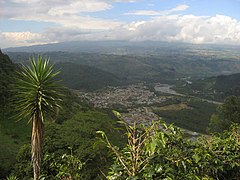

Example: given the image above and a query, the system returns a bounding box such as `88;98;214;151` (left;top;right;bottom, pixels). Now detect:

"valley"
3;42;239;134
74;82;217;134
1;41;240;179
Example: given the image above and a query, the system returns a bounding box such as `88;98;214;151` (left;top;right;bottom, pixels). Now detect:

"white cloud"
125;4;189;16
1;32;41;42
125;10;162;16
0;31;54;48
1;0;121;30
124;14;240;44
127;21;146;31
48;1;112;15
1;1;240;48
1;14;240;48
171;5;189;12
111;0;137;2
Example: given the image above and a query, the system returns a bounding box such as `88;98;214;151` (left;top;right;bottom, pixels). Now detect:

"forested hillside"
0;49;15;104
0;53;126;179
6;43;240;86
175;73;240;101
54;62;124;91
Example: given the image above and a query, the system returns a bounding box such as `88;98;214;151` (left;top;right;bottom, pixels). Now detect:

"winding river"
154;83;222;105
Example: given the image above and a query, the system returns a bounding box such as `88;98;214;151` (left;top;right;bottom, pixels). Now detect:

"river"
154;83;222;105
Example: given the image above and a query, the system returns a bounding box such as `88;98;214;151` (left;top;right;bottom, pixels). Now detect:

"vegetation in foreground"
99;112;240;180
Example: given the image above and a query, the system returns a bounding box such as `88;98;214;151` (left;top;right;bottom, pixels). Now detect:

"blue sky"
1;0;240;48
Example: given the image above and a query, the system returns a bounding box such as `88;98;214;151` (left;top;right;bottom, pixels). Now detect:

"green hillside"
175;73;240;101
0;50;15;104
0;50;29;177
0;53;126;179
7;51;240;85
214;73;240;95
55;62;125;91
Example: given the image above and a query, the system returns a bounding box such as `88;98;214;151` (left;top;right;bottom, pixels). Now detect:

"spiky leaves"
14;56;62;180
15;56;62;121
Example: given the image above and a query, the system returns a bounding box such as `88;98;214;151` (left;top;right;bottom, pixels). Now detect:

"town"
75;83;172;124
74;83;200;136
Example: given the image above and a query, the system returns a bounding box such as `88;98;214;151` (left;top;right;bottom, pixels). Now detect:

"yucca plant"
6;175;18;180
14;56;62;180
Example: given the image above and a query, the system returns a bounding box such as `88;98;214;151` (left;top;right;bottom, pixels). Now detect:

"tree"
14;56;62;180
220;96;240;124
208;96;240;133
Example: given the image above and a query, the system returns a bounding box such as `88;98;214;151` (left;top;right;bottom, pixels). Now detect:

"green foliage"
97;120;160;178
1;70;124;179
0;112;31;178
208;96;240;132
176;73;240;101
195;124;240;179
13;56;63;180
13;56;62;122
42;149;84;180
154;99;217;133
44;111;125;179
52;88;92;123
0;115;31;178
220;96;240;124
207;114;228;133
6;175;19;180
12;110;126;180
0;50;15;105
13;144;32;180
99;114;240;180
0;51;31;179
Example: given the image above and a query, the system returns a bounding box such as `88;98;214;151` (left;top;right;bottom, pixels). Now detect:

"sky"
1;0;240;48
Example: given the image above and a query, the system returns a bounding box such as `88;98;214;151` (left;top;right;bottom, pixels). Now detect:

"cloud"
124;14;240;44
171;4;189;12
125;4;189;16
1;0;122;30
48;1;112;15
2;0;113;15
125;10;162;16
42;26;98;42
88;14;240;45
1;32;41;42
1;14;240;48
1;1;240;48
0;31;53;47
112;0;137;2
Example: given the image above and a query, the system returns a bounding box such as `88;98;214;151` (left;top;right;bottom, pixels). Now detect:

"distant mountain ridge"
0;51;125;91
3;41;240;61
4;41;240;93
6;50;240;84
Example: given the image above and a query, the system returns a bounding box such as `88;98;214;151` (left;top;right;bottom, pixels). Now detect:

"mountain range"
3;41;240;96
